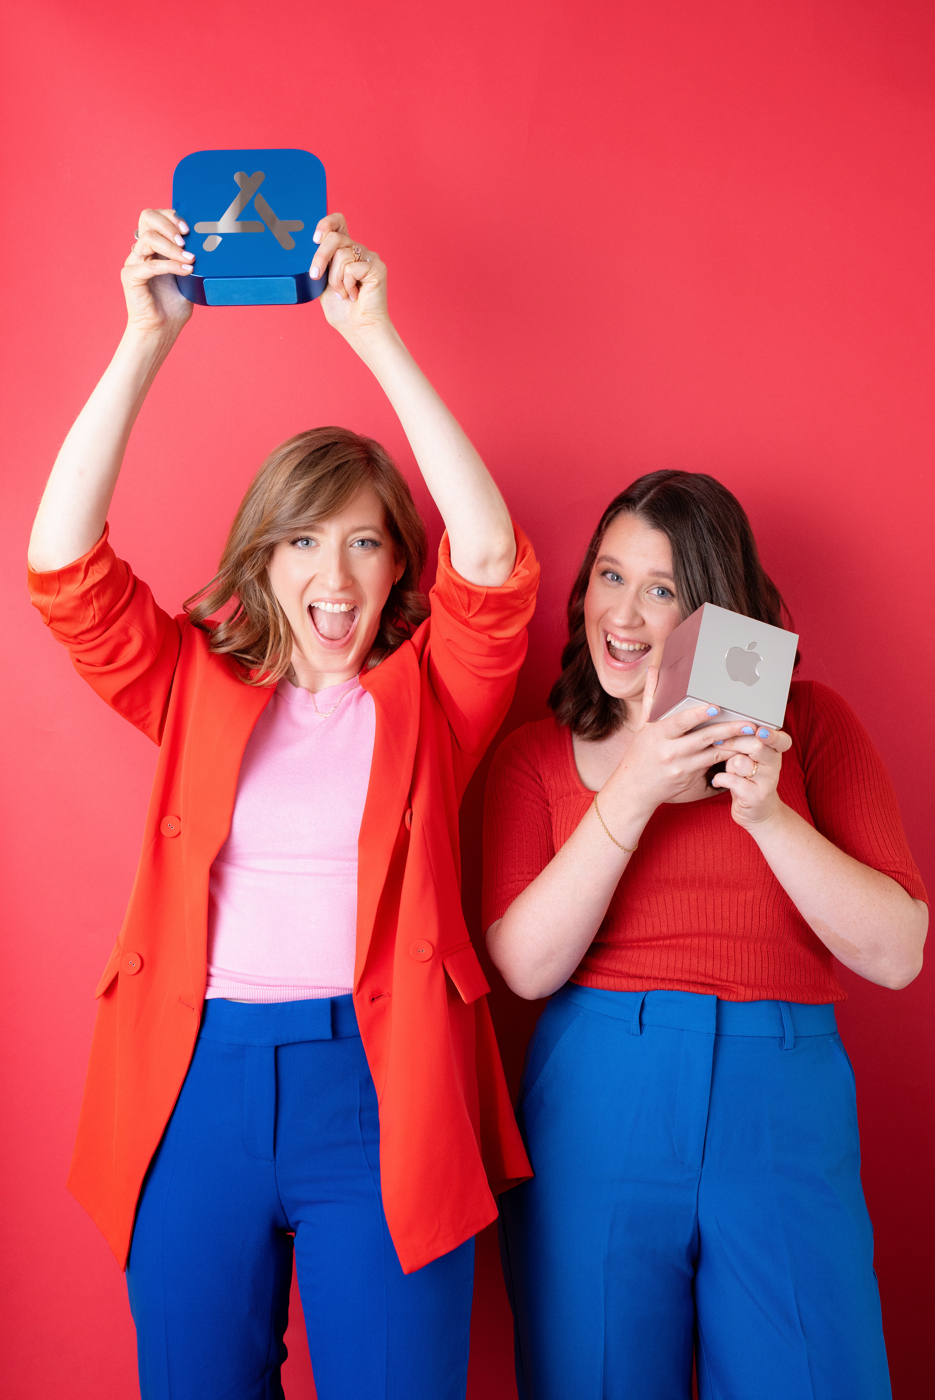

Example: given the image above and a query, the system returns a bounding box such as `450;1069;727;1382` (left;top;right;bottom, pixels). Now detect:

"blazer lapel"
181;645;274;994
356;643;421;984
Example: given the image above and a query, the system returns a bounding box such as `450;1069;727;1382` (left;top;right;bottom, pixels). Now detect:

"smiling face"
583;511;683;706
266;485;401;691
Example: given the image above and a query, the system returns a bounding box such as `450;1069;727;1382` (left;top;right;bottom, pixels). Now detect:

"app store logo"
195;171;304;252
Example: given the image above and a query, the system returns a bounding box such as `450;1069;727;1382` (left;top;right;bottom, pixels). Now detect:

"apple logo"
725;641;762;686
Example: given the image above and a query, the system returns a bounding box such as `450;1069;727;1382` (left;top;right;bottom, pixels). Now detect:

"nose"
608;586;643;627
316;540;354;592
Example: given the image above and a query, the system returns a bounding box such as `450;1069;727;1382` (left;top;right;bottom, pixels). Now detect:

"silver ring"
351;243;363;261
134;229;140;239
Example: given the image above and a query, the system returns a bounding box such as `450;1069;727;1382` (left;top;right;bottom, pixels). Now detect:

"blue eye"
351;537;381;550
602;570;623;584
290;536;315;549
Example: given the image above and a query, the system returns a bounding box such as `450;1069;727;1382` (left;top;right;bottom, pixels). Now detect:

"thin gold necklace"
311;684;355;719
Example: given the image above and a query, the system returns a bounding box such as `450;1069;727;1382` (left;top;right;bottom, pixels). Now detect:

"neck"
286;657;360;694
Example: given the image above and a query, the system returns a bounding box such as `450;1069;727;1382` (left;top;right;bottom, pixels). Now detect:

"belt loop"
630;992;647;1036
779;1001;795;1051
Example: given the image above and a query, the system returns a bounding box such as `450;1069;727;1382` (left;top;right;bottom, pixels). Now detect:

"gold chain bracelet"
592;795;639;854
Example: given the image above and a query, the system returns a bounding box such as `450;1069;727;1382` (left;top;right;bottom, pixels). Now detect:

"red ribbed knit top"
483;681;927;1003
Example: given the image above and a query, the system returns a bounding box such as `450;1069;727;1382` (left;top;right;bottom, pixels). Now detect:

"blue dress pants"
499;985;891;1400
126;996;474;1400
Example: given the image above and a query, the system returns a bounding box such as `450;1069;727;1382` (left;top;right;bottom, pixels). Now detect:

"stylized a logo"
194;171;304;251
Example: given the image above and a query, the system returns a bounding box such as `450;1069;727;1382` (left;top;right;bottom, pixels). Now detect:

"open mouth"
605;632;651;666
308;600;360;645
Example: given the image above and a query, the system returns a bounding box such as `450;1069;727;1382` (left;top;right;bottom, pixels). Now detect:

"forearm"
28;329;176;572
747;804;928;988
346;324;515;586
488;798;645;999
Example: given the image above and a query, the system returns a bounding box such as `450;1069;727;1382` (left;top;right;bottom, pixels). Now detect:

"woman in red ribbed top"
483;471;927;1400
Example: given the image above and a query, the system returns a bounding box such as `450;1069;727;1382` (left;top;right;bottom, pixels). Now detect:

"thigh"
277;1036;474;1400
503;995;700;1400
127;1037;292;1400
696;1031;891;1400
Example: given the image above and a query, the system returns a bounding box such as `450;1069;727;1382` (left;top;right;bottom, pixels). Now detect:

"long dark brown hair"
549;470;796;738
185;427;429;683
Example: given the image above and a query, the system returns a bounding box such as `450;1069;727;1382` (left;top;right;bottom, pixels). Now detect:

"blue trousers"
499;986;891;1400
126;996;474;1400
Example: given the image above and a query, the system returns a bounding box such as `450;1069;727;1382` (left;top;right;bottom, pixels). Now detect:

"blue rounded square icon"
172;149;327;306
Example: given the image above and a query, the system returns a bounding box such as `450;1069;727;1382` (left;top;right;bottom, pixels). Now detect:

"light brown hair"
549;469;797;738
185;427;429;683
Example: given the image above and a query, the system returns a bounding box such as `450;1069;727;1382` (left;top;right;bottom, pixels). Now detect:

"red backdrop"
2;1;933;1396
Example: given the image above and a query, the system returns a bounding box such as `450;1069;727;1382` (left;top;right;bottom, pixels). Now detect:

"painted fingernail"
758;728;770;738
706;707;719;716
179;221;189;233
714;740;724;746
184;251;195;260
742;726;754;735
175;235;185;246
313;230;322;243
311;265;320;278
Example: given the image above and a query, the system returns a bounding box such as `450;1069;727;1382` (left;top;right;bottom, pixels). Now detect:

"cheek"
267;550;309;616
582;587;606;661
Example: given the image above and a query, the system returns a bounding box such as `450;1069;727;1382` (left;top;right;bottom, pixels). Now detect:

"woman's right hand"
600;668;762;820
120;208;195;339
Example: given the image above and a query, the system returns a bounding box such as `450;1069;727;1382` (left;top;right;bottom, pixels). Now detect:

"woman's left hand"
710;725;793;829
310;212;390;340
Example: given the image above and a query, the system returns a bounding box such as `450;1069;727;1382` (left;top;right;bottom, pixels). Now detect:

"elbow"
501;971;555;1001
485;921;556;1001
879;954;924;991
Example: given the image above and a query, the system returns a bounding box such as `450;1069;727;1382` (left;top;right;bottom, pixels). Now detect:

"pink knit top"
205;674;375;1002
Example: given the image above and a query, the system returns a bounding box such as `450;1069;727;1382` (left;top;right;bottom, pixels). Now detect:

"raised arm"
28;209;195;571
311;214;516;587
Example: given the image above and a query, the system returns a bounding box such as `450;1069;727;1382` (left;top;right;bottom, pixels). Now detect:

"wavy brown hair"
549;470;797;739
185;427;429;683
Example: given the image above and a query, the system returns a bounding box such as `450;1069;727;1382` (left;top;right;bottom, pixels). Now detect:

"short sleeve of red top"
482;681;927;1004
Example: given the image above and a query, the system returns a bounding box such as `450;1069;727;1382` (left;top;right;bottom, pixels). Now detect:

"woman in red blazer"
28;207;537;1400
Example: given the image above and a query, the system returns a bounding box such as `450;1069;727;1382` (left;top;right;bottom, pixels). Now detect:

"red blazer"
28;523;538;1273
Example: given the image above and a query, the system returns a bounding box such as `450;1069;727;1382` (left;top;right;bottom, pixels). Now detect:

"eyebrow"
595;554;675;581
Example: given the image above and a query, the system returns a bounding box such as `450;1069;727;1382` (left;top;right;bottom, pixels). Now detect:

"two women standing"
29;207;926;1400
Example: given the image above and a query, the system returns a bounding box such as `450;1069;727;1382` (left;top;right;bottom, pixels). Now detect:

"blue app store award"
172;149;327;306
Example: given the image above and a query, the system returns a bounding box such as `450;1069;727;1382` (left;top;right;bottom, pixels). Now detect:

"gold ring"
351;243;363;261
749;761;758;778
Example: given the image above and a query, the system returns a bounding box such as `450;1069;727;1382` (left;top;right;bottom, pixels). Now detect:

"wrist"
119;324;179;368
593;787;652;852
740;797;795;843
340;317;402;365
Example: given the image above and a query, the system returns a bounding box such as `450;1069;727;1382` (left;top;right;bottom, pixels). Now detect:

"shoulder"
785;678;866;739
489;716;568;785
784;678;886;784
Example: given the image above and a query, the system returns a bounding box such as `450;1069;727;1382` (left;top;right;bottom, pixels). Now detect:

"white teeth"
310;601;355;612
607;637;649;653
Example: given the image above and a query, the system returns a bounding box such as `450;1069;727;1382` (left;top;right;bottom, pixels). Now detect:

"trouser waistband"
198;994;360;1046
557;985;837;1050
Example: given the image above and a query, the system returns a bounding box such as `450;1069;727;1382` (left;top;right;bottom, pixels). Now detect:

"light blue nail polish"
758;728;770;738
706;706;719;716
714;740;724;746
742;726;754;735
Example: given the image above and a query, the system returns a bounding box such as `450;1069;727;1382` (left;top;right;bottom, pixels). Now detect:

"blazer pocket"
443;943;492;1005
94;941;123;998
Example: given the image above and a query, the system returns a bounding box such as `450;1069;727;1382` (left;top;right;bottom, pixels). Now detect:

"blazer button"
404;808;412;830
122;951;143;975
159;814;182;838
410;939;434;962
